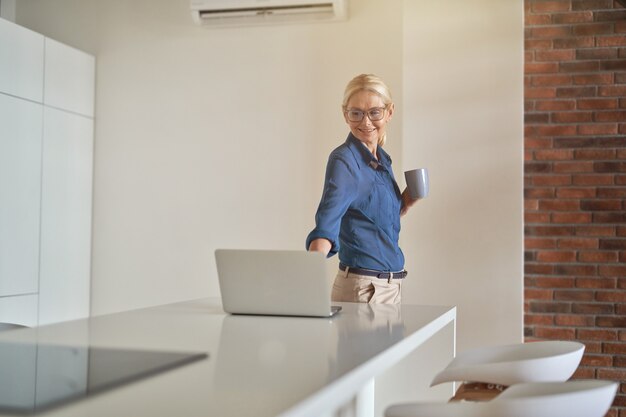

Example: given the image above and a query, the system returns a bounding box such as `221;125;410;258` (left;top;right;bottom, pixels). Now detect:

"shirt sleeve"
306;154;359;257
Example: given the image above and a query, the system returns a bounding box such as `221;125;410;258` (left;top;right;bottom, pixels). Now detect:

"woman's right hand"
308;238;332;256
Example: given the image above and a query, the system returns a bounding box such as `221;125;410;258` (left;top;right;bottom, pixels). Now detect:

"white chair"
385;380;618;417
0;323;27;332
431;341;585;401
431;341;585;387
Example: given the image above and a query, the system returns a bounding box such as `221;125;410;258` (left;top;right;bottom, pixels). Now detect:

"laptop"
215;249;342;317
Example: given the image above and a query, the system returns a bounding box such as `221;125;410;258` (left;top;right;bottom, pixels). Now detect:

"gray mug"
404;168;429;199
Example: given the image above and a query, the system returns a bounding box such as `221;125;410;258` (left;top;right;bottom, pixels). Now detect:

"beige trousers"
331;269;402;304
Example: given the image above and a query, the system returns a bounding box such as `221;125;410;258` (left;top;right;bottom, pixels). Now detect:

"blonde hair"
342;74;393;146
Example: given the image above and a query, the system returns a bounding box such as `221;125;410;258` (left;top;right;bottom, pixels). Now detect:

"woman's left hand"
400;188;420;217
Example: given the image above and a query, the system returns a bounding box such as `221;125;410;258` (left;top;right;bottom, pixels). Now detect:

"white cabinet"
0;18;94;326
0;95;42;297
39;108;93;325
44;38;95;117
0;18;44;102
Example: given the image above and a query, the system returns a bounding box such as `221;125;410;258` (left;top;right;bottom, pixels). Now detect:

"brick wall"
524;1;626;416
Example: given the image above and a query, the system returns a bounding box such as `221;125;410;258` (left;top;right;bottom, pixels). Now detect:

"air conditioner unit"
190;0;348;26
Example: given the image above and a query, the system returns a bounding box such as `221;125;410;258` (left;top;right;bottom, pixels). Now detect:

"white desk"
0;299;455;417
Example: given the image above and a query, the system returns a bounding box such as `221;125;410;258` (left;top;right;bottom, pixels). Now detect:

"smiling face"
343;90;394;153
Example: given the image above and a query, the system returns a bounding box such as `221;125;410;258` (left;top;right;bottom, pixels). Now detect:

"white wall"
16;0;523;350
401;0;524;348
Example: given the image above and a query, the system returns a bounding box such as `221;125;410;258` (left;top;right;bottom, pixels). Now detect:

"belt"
339;264;407;279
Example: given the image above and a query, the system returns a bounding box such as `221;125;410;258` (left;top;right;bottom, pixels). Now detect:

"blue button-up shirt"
306;133;405;271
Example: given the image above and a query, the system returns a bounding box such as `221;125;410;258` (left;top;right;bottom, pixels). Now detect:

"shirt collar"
345;133;392;170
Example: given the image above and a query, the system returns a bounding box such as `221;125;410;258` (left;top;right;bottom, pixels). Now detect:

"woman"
306;74;418;304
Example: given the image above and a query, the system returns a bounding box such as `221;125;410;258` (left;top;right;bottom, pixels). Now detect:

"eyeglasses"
345;106;388;122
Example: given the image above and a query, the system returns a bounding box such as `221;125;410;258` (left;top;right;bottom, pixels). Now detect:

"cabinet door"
0;293;38;327
39;107;93;325
0;94;42;297
44;38;95;117
0;18;44;102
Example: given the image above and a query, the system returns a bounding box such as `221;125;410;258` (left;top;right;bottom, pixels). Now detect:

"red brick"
526;62;560;73
597;369;626;383
578;251;619;262
577;276;618;287
532;175;572;186
603;342;626;354
528;301;571;313
525;39;554;50
615;356;626;367
558;237;600;248
526;161;553;173
535;327;576;339
555;137;626;148
597;35;626;47
552;11;594;23
555;289;595;300
594;161;626;172
552;111;593;123
556;86;596;98
553;37;595;49
556;314;595;326
573;22;614;35
575;149;616;159
538;200;580;210
536;125;578;136
525;199;539;210
581;199;623;210
556;187;596;198
526;13;553;25
531;26;572;39
573;303;615;314
525;288;554;299
575;226;615;236
600;239;626;250
531;74;573;86
573;174;614;185
537;250;578;262
559;61;600;72
596;289;626;302
578;123;618;135
525;314;555;325
532;1;571;12
594;10;626;21
597;317;626;328
573;73;614;85
594;212;626;223
555;264;597;275
600;85;626;96
576;48;618;60
602;60;626;71
554;161;594;172
552;212;593;223
528;225;576;236
526;263;556;274
534;276;577;288
536;49;576;61
526;86;557;99
579;96;619;109
525;237;557;249
527;212;551;223
581;354;613;367
596;111;626;122
571;0;612;10
525;137;553;148
578;329;618;341
526;112;550;123
536;100;576;110
525;187;556;198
